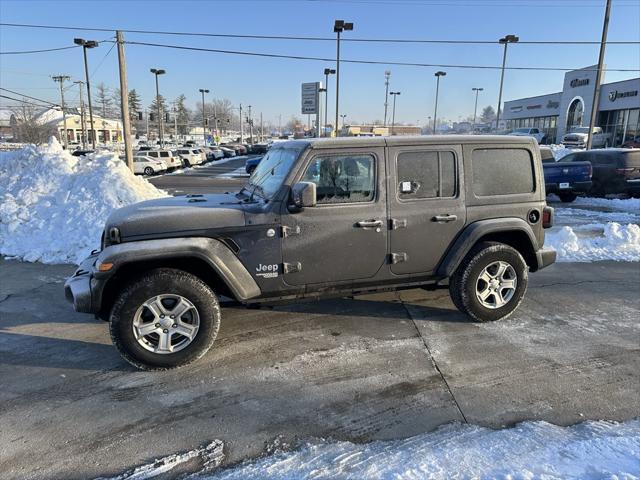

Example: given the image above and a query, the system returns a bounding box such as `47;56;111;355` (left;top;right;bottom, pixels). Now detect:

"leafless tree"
10;105;57;145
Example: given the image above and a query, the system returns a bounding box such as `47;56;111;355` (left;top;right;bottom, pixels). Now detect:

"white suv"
145;149;182;170
177;148;205;167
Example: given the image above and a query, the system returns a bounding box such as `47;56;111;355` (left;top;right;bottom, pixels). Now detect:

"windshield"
569;127;590;134
243;147;303;200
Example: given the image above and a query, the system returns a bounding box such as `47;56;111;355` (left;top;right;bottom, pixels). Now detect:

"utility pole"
472;87;484;126
433;71;446;135
239;103;243;142
52;75;70;149
496;34;519;131
145;108;149;138
116;31;134;170
587;0;612;150
199;89;209;146
383;70;391;126
173;103;178;140
248;105;253;144
74;80;86;149
260;112;264;141
390;91;400;135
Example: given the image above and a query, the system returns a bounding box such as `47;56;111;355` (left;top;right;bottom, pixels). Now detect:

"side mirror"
291;182;317;209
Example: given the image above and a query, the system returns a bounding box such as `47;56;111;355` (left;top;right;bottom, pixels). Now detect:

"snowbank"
0;138;166;264
548;144;576;161
546;222;640;262
206;419;640;480
573;196;640;214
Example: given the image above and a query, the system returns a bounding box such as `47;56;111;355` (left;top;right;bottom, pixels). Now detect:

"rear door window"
472;148;535;196
396;151;456;199
160;152;169;158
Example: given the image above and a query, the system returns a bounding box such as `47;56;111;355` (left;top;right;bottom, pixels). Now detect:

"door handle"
432;214;458;223
356;219;384;229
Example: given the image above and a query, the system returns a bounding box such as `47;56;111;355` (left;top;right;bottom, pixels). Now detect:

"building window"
566;98;584;131
599;108;640;147
506;115;558;144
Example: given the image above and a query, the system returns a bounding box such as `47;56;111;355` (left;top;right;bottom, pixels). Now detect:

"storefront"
504;66;639;146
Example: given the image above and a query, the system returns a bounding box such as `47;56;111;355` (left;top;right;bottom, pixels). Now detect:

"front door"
282;147;387;286
387;145;466;275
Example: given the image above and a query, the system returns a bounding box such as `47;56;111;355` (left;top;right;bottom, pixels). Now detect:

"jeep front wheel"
449;242;528;322
109;268;220;370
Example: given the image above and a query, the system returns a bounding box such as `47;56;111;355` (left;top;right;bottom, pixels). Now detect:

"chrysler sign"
609;89;638;102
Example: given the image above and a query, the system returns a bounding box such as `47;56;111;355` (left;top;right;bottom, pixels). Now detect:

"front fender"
436;218;539;278
96;237;261;301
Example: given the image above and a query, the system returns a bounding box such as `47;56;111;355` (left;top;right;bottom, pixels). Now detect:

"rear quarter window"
472;148;535;196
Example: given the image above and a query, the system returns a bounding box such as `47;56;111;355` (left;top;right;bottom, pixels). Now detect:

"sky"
1;0;639;127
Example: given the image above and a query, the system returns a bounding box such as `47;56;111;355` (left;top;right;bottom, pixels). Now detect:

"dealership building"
503;65;639;146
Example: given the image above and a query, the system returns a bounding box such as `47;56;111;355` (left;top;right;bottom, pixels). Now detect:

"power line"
0;94;58;109
124;40;640;72
0;87;59;106
0;45;79;55
0;22;638;45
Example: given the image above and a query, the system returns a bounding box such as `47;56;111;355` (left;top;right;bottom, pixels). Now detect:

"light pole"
383;70;391;126
199;88;209;146
323;67;335;137
74;80;86;149
333;19;353;137
74;38;98;149
433;71;446;135
319;87;326;137
340;114;347;133
150;68;166;147
496;34;519;131
472;87;484;127
390;91;400;135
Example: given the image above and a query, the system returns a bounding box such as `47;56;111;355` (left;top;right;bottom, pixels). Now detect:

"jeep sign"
301;82;320;115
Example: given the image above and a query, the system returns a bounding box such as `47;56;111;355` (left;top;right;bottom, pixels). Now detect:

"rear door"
387;144;466;275
281;146;388;286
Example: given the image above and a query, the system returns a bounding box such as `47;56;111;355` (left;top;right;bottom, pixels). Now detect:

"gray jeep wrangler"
65;136;556;370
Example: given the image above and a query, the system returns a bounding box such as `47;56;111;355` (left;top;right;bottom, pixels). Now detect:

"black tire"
143;167;154;176
449;242;528;322
558;192;577;203
109;268;221;370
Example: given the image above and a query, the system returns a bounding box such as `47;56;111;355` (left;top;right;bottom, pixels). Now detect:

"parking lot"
1;162;639;479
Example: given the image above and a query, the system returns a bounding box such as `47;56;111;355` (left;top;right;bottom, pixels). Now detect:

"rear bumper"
546;180;592;194
535;247;556;271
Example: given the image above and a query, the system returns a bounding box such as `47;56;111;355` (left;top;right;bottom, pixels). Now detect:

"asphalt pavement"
1;164;639;479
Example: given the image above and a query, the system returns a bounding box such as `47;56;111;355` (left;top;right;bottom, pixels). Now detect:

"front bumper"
64;253;100;313
535;247;556;271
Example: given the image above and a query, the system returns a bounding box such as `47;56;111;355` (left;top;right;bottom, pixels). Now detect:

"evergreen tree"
480;105;496;124
174;94;190;135
128;89;142;125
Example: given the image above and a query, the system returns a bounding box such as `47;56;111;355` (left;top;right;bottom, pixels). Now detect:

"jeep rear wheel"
109;268;220;370
449;242;528;322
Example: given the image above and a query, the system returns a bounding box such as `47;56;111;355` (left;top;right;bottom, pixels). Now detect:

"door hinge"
281;225;301;238
389;252;408;264
283;262;302;274
390;218;407;230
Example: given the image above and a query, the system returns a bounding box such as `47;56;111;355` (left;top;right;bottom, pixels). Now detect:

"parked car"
560;149;640;196
249;143;270;154
71;149;95;157
136;146;153;152
65;135;555;370
621;135;640;149
176;148;205;167
219;146;236;158
133;155;167;176
245;155;263;175
562;126;611;149
183;141;196;147
206;146;225;161
507;128;545;144
539;146;592;203
222;143;247;156
146;149;183;170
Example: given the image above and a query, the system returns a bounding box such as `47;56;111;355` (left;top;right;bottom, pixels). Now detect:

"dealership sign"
301;82;320;114
609;89;638;102
570;78;590;88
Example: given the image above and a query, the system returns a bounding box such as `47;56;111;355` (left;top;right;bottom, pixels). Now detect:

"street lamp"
472;87;484;127
340;114;347;132
74;38;99;149
433;71;446;135
383;70;391;126
390;91;401;135
199;88;209;146
496;34;519;130
150;68;166;147
333;19;353;137
323;67;336;137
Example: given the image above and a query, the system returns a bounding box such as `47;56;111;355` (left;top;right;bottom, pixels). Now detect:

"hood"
106;193;247;239
564;133;588;140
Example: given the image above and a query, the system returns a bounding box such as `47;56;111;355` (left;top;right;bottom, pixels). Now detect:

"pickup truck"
508;128;545;144
562;127;611;149
540;146;592;202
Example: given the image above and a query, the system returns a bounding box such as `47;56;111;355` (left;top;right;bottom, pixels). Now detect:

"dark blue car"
540;147;592;202
245;156;262;175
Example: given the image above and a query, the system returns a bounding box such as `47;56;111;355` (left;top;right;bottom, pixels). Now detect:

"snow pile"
546;223;640;262
0;138;166;264
548;144;576;161
206;420;640;479
573;196;640;214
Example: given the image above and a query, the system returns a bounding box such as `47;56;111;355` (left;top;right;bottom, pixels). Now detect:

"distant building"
34;108;123;145
0;110;16;139
342;124;422;136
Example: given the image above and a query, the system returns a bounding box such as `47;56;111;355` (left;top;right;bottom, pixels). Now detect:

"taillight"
542;206;554;229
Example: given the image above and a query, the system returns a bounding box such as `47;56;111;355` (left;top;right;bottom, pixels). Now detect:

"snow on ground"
205;419;640;480
572;196;640;214
0;138;166;264
548;144;576;160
